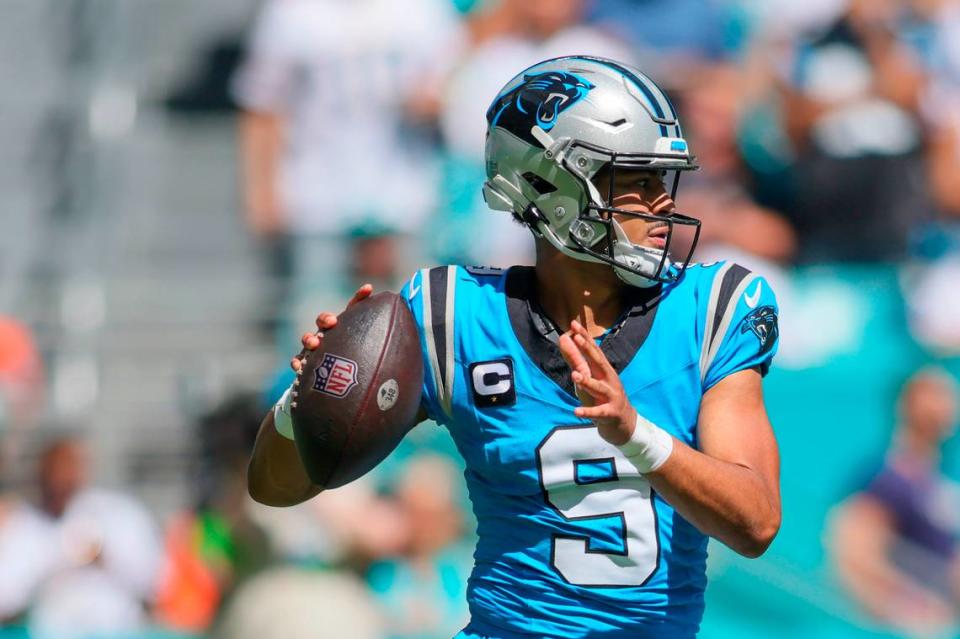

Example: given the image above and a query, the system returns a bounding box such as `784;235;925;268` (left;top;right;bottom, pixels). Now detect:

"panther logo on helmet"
486;71;594;144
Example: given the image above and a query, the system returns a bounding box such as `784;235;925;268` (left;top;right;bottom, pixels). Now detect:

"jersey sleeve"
399;267;458;425
700;265;780;392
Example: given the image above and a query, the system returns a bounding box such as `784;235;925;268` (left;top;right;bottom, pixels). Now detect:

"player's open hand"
290;284;374;373
558;320;637;446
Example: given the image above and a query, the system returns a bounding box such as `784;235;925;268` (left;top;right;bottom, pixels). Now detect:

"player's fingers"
570;320;606;364
571;319;602;342
572;332;617;377
570;319;588;335
301;332;322;350
559;332;591;377
574;404;616;420
290;356;303;373
570;371;597;407
572;371;613;401
346;283;374;309
315;312;338;330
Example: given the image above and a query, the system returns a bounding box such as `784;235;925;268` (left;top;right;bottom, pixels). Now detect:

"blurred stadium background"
2;0;960;637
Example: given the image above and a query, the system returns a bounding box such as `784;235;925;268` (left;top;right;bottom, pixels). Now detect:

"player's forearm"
646;442;780;558
247;411;322;507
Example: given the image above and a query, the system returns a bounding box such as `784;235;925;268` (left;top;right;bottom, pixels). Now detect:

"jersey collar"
504;266;662;398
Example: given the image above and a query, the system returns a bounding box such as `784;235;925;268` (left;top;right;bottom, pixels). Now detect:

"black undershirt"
504;266;662;397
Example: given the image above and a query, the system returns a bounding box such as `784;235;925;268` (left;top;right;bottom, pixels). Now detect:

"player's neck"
533;241;629;339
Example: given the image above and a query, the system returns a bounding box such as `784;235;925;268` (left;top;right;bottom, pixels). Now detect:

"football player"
249;56;782;638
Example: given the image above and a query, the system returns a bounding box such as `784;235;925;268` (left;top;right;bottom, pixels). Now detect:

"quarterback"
249;56;781;638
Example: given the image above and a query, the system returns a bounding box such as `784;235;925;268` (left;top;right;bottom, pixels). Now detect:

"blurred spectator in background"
247;471;412;573
233;0;462;344
921;0;960;221
367;455;471;639
0;465;56;628
0;317;43;424
216;568;384;639
906;248;960;354
0;315;49;628
902;0;960;355
0;317;44;464
674;65;797;269
775;0;934;262
0;318;52;630
238;451;470;639
586;0;732;74
155;393;272;634
829;367;960;637
28;435;163;639
436;0;630;266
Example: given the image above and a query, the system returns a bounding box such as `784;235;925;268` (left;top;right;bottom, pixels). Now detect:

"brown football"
291;292;423;488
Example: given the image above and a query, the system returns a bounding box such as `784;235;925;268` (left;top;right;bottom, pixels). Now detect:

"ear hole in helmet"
521;172;557;195
520;204;545;226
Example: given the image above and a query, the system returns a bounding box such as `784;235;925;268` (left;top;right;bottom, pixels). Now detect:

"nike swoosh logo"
409;284;421;300
745;281;762;309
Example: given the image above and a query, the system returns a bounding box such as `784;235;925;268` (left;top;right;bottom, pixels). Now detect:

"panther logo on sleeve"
486;71;594;144
740;306;778;356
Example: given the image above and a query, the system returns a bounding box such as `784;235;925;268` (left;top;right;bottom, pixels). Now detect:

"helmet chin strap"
609;218;671;288
613;263;661;289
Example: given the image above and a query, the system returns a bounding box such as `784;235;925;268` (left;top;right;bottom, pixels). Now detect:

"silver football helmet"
482;55;700;287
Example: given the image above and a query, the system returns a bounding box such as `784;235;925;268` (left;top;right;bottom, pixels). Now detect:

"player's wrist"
617;413;673;474
272;385;296;440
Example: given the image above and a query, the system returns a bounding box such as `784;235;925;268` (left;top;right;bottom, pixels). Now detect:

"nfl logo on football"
313;353;359;398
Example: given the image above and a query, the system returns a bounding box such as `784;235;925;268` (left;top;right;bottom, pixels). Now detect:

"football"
291;292;423;488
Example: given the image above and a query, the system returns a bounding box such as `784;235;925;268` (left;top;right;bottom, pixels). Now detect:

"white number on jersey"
536;425;660;587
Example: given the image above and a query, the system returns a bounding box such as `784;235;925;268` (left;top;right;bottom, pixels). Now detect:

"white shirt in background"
234;0;464;235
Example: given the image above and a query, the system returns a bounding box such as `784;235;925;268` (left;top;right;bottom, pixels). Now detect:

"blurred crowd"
229;0;960;359
2;0;960;637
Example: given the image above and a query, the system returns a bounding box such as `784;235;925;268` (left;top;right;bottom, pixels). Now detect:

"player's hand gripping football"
558;320;638;446
290;283;374;373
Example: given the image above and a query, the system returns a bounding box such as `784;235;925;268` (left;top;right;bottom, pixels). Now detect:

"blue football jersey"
399;262;779;639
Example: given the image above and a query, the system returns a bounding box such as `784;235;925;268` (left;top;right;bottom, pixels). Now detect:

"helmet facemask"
561;140;701;288
506;131;700;288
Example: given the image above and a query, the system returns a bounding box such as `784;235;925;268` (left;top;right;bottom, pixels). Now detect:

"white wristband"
272;385;295;440
617;413;673;474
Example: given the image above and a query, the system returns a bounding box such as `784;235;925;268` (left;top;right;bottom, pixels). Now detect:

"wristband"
617;413;673;474
272;385;296;440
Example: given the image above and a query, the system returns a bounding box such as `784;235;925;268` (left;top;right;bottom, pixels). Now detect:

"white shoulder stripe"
701;273;758;385
699;262;733;383
420;268;445;411
420;266;458;419
440;265;457;418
